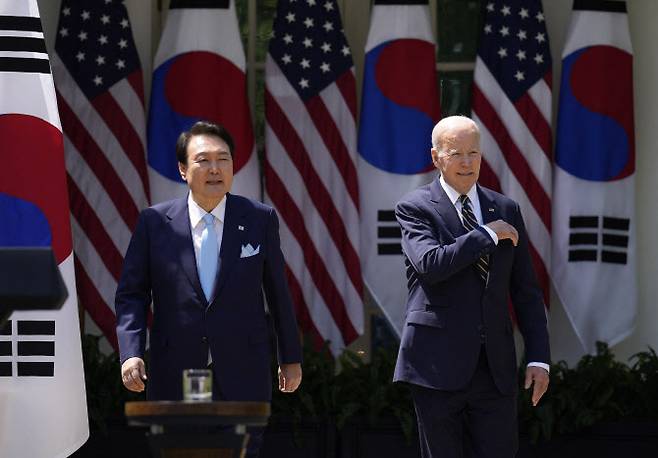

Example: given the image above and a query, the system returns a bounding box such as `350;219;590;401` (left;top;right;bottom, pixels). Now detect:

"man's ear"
178;162;187;180
430;148;440;168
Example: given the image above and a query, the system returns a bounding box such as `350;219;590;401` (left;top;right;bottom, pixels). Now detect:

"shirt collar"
187;193;227;228
439;175;479;207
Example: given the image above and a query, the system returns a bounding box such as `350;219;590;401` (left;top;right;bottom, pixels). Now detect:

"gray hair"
431;115;480;152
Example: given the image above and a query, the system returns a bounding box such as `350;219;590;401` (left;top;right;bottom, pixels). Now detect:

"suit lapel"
211;193;246;303
430;177;467;238
167;198;207;306
477;185;500;225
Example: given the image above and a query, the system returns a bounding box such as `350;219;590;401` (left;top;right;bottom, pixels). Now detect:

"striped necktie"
459;195;489;282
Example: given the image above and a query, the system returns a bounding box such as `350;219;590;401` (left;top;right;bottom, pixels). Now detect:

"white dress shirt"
438;176;549;374
188;193;226;365
439;175;498;243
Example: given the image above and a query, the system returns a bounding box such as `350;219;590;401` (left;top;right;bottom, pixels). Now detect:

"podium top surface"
125;401;271;427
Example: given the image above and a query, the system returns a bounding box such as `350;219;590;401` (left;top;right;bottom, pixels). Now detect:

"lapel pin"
488;208;494;212
238;225;244;231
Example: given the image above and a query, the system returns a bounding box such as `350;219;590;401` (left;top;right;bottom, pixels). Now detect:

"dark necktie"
459;195;489;282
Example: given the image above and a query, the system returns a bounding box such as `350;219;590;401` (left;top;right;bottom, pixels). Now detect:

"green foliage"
81;334;143;434
628;347;658;416
518;342;658;443
334;347;415;440
271;339;337;423
273;340;658;446
270;338;415;441
81;332;657;445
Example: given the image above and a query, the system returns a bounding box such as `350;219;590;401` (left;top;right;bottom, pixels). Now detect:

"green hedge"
272;340;658;443
81;334;143;434
81;334;658;443
518;342;658;442
270;342;415;440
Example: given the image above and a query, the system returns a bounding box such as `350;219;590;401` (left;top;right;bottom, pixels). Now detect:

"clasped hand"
486;219;519;246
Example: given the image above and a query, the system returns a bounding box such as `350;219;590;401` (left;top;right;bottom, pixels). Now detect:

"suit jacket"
393;178;549;395
115;193;302;401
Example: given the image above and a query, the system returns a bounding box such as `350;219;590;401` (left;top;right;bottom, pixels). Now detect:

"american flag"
52;0;149;349
472;0;552;303
264;0;363;355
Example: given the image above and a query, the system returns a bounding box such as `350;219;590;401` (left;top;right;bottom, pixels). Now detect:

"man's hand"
278;363;302;393
121;357;147;392
525;366;549;406
486;220;519;246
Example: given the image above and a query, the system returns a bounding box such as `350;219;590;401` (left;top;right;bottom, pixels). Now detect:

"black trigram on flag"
0;320;56;377
377;210;402;255
0;15;50;74
568;216;630;264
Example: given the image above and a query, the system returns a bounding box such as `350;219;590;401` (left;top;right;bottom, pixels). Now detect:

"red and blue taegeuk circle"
147;51;255;181
0;114;72;263
358;39;440;175
556;45;634;181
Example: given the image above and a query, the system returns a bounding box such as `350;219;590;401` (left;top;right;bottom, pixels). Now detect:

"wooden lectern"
125;401;270;458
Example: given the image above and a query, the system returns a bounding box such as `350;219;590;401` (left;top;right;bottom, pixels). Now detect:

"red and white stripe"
472;56;552;302
264;56;363;355
52;54;149;349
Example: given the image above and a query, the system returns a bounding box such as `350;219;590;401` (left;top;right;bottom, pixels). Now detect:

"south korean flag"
0;1;89;456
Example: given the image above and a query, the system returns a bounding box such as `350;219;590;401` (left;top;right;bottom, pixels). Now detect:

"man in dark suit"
393;116;550;457
115;121;302;456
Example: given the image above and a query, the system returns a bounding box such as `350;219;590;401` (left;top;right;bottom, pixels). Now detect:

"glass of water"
182;368;212;402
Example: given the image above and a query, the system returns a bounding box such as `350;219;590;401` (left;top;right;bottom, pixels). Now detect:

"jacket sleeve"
508;203;551;364
115;210;152;364
262;207;303;364
396;198;495;285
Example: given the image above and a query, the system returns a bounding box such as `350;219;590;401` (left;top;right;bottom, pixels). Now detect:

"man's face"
178;134;233;210
431;127;482;195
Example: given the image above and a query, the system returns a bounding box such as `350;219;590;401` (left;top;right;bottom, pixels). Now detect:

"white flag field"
357;1;440;335
553;1;637;353
0;1;88;457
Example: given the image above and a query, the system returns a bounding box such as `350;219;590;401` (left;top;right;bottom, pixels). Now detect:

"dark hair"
175;121;235;164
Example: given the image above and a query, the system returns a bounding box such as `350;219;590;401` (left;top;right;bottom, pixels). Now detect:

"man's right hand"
486;219;519;246
121;357;147;392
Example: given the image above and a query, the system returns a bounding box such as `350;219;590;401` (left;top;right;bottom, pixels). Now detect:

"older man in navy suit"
115;121;302;456
394;116;550;458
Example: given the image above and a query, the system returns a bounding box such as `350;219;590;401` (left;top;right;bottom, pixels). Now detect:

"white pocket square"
240;243;260;258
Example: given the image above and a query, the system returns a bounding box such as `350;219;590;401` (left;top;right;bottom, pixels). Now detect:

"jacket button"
201;336;208;344
477;325;486;342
